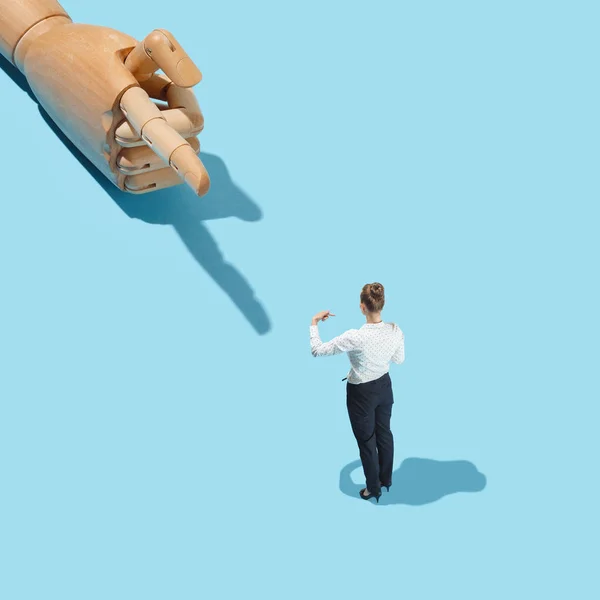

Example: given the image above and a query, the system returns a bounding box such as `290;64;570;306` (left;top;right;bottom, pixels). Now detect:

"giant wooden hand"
0;0;210;195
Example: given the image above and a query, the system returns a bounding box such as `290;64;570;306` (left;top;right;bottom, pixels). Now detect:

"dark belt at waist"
343;372;391;385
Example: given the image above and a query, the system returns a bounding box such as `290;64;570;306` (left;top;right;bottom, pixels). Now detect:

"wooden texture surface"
0;0;71;63
1;2;209;195
24;23;139;188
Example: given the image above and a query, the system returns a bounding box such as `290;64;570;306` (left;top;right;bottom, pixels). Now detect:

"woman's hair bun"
370;282;384;297
360;282;385;312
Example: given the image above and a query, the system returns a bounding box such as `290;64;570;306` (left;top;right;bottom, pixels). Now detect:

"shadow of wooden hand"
1;51;270;334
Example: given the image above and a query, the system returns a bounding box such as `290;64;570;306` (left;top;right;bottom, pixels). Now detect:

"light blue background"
1;1;598;598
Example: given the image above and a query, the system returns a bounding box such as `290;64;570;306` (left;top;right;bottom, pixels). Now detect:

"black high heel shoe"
360;488;382;503
381;483;391;492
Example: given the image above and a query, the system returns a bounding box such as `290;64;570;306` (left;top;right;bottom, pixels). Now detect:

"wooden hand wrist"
0;0;72;69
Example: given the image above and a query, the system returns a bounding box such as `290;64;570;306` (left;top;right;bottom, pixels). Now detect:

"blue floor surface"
1;2;598;598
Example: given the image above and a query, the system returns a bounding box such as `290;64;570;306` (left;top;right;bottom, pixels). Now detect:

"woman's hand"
311;310;335;325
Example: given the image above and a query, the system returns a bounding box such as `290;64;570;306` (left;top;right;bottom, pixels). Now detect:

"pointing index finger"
119;86;210;196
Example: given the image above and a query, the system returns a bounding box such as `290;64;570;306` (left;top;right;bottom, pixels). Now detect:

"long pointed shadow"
0;54;271;335
340;458;487;506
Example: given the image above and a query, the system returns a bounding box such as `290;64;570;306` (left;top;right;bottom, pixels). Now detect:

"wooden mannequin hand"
17;20;210;196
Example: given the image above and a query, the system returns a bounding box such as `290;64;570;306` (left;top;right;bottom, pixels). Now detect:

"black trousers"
346;372;394;495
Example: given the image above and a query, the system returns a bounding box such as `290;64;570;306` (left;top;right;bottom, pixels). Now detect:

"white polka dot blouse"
309;321;405;384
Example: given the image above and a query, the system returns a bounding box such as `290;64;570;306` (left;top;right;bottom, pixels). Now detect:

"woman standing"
309;283;405;503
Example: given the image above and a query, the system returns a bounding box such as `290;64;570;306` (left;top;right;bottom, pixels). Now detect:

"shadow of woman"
339;458;487;506
0;54;271;335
